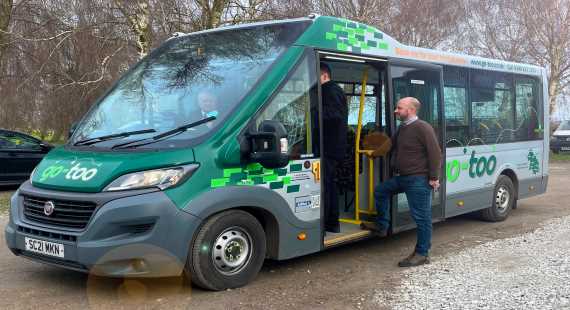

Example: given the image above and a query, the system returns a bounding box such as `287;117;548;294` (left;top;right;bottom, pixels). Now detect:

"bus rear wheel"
186;210;266;291
480;175;515;222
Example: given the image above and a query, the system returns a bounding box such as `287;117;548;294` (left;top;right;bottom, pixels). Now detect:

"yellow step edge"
324;230;372;247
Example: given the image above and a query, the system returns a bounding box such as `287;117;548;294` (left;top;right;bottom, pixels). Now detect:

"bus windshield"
71;21;309;149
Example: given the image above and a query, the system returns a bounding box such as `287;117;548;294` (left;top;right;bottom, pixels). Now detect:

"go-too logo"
39;158;101;182
446;148;497;183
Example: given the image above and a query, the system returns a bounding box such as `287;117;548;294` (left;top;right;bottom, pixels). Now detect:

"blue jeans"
374;175;433;256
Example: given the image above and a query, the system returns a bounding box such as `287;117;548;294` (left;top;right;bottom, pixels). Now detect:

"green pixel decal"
527;150;540;175
325;18;390;53
210;162;302;193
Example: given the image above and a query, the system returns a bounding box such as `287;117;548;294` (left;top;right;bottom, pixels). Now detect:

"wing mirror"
243;120;289;169
39;142;53;151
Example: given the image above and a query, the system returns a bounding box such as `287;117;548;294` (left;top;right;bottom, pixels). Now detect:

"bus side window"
255;55;318;159
443;66;468;148
515;78;542;141
470;70;514;145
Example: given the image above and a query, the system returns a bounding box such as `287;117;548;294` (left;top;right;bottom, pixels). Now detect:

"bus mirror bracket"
244;120;289;169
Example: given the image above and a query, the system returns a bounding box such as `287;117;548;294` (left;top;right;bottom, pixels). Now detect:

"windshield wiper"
73;129;156;146
111;116;216;150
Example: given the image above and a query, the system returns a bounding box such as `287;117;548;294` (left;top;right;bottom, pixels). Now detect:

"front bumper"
4;182;201;277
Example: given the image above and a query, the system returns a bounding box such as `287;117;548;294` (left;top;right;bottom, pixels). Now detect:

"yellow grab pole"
368;156;374;213
354;68;368;222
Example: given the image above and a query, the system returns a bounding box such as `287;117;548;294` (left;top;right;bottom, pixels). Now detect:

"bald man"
361;97;441;267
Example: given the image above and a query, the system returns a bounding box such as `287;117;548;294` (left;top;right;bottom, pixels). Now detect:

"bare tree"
114;0;151;59
520;0;570;114
0;0;12;65
195;0;229;29
464;0;570;114
382;0;465;49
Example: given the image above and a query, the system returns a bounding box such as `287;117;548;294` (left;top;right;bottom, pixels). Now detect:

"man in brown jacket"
362;97;441;267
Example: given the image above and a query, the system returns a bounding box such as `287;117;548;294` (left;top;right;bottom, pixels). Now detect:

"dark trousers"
324;158;340;229
374;175;433;256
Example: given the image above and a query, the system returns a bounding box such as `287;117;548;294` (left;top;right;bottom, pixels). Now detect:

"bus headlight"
104;164;199;191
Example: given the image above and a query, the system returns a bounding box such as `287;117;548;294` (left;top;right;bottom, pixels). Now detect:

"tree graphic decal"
527;150;539;175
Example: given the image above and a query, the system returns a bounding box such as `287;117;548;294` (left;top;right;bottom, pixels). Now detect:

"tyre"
480;175;515;222
185;210;266;291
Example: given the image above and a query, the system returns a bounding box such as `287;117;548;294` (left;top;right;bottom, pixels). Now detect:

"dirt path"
1;163;569;310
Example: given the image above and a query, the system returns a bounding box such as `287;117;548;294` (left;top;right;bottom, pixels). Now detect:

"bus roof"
169;15;543;77
296;15;544;77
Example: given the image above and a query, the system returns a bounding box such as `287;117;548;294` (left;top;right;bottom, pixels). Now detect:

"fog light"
132;259;146;272
457;201;464;207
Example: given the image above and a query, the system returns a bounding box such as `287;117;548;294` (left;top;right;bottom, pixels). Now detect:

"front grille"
22;195;97;230
18;225;77;242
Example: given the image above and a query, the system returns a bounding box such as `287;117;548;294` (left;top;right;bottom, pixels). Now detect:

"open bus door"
316;51;392;247
387;60;446;233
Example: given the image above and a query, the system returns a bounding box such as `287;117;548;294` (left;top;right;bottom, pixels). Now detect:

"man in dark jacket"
361;97;441;267
320;63;348;233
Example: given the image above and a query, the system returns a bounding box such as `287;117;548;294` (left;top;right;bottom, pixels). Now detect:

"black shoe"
398;253;430;267
360;222;388;237
325;225;340;233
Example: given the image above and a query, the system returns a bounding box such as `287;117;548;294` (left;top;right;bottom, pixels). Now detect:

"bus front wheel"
186;210;266;291
480;175;515;222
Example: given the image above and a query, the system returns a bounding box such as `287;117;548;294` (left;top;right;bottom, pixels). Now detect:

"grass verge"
550;151;570;162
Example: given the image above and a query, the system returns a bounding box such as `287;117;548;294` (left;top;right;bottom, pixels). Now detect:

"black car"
550;121;570;153
0;129;53;186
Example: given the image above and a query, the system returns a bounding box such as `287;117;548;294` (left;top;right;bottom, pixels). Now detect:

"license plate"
561;147;570;151
25;237;64;258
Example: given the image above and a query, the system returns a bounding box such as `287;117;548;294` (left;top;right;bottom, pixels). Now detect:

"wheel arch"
497;168;519;208
235;206;279;259
183;186;320;261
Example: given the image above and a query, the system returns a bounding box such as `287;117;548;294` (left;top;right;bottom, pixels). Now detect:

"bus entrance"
318;52;392;246
320;56;446;246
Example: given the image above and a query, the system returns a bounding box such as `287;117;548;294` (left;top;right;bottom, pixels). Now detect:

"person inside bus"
361;97;441;267
180;89;220;129
197;89;220;119
516;93;539;140
319;62;348;233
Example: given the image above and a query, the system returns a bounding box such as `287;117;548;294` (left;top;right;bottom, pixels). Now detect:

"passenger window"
443;66;468;147
255;55;318;159
0;134;17;149
515;78;542;141
391;66;440;131
470;70;514;145
344;83;377;128
13;135;42;150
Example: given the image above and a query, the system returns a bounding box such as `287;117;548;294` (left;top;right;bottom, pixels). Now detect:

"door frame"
315;49;390;246
387;58;447;233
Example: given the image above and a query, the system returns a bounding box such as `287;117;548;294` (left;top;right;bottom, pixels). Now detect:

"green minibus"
5;15;549;290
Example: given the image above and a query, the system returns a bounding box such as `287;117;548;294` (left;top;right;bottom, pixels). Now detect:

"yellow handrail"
353;69;368;222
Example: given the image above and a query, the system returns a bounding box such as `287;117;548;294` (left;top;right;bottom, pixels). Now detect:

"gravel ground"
375;216;570;310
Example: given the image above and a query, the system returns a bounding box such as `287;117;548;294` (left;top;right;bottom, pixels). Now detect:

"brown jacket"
390;119;442;180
